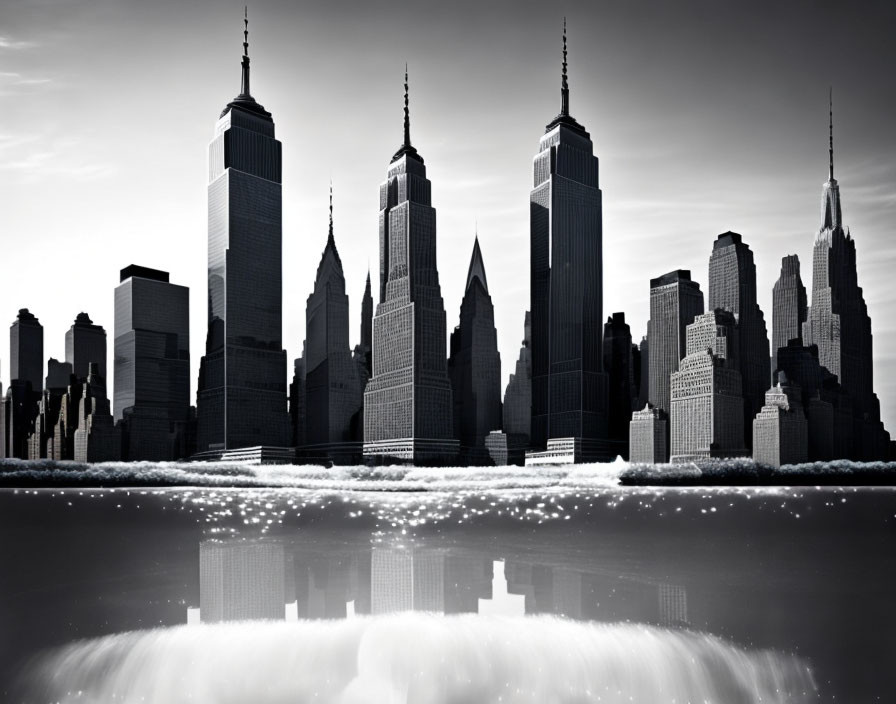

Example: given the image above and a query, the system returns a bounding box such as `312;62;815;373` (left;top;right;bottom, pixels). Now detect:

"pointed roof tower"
221;7;271;119
820;88;843;232
545;18;588;137
391;64;424;164
465;235;489;293
315;183;343;282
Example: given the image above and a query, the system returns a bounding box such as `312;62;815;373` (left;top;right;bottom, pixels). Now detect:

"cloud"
0;36;36;50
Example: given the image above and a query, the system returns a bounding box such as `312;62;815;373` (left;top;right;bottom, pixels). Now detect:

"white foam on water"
24;614;817;703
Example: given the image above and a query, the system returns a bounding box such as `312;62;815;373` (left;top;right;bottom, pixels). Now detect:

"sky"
2;0;896;432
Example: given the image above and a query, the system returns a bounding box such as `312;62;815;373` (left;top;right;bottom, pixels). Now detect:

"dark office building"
73;363;120;462
5;309;43;458
529;22;609;462
196;15;290;453
358;272;373;381
114;265;191;461
448;236;503;464
65;313;107;382
9;308;43;394
363;69;457;465
602;312;635;457
289;354;306;449
302;191;363;464
708;231;771;450
771;255;807;378
503;311;532;445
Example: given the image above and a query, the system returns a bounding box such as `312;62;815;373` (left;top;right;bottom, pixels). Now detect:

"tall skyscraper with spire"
302;186;363;464
196;11;290;454
363;69;458;465
528;20;609;462
448;236;503;464
802;93;890;459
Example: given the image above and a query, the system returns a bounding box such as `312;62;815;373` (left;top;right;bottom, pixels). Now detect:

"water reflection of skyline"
197;538;689;628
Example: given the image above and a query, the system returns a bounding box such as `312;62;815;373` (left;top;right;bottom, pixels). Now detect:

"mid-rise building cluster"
2;18;892;467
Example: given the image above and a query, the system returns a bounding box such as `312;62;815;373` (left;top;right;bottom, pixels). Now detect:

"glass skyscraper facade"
196;20;290;452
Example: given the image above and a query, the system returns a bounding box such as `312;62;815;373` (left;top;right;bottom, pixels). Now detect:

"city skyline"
2;1;896;433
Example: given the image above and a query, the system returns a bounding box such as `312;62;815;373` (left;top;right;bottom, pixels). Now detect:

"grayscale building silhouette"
771;255;807;376
363;69;457;465
528;21;608;462
502;311;532;451
72;362;120;463
629;405;667;464
448;236;502;464
670;310;746;461
65;313;107;382
5;309;43;459
9;308;43;393
114;265;191;461
802;98;890;460
289;354;306;449
603;312;635;457
753;372;808;468
636;335;649;411
358;272;373;381
27;359;72;460
302;189;363;464
707;231;770;450
647;271;704;417
196;14;290;454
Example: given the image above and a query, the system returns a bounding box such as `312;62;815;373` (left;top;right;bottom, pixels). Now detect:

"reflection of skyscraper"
199;540;288;623
363;70;457;465
371;547;491;614
529;22;608;462
196;13;290;453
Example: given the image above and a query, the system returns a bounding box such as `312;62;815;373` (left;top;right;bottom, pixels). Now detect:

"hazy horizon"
2;0;895;434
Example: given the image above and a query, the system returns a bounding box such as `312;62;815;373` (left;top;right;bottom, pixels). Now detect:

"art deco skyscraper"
359;272;373;379
65;313;107;381
363;69;457;465
603;312;635;456
196;13;290;452
752;372;808;468
503;311;532;444
647;271;704;417
114;265;191;461
771;255;807;376
448;236;502;464
529;21;608;461
802;96;889;458
303;188;363;463
707;231;770;449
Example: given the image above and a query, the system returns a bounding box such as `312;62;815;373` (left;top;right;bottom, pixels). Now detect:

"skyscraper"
603;312;635;457
670;311;746;461
529;21;608;463
9;308;43;393
363;69;457;465
358;272;373;380
6;309;43;459
752;372;808;468
196;12;290;453
72;362;120;462
771;255;807;376
114;265;191;461
503;311;532;444
647;271;704;416
303;187;363;464
448;236;502;464
707;231;771;449
802;96;889;459
65;313;107;381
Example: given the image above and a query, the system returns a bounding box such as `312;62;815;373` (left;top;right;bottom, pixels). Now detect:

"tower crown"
220;7;272;120
545;18;588;137
391;65;423;164
465;235;489;294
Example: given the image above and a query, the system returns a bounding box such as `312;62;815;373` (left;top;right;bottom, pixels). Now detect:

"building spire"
561;17;569;117
403;63;411;148
240;6;251;97
829;87;834;182
328;180;334;243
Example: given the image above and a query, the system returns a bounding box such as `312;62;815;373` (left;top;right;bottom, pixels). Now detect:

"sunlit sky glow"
2;0;895;432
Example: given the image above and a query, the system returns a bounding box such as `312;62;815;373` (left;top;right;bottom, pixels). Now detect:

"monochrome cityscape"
2;16;893;468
